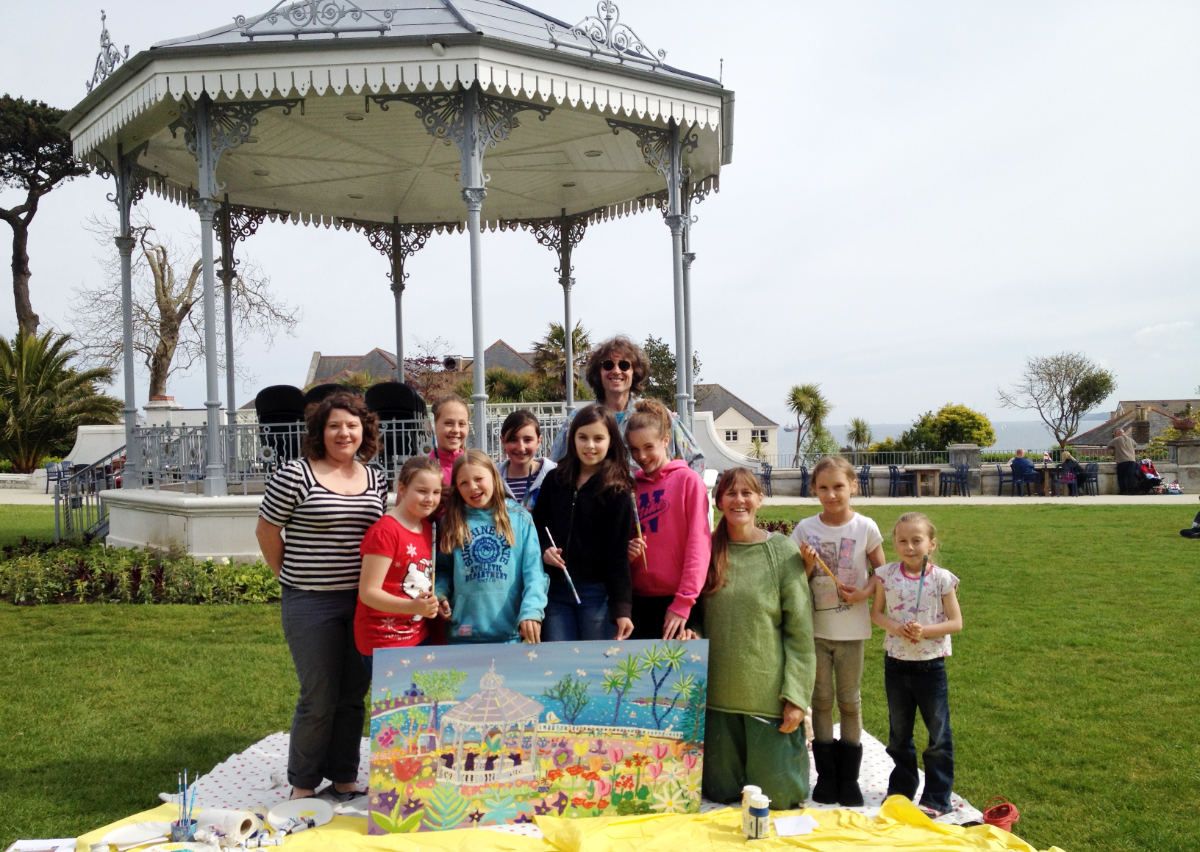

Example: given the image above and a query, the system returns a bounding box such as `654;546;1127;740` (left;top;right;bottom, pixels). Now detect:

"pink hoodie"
631;459;712;619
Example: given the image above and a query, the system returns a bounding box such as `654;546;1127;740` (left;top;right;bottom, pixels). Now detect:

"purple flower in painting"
403;797;423;815
374;790;399;813
467;810;484;823
553;791;569;814
513;813;534;824
534;800;552;815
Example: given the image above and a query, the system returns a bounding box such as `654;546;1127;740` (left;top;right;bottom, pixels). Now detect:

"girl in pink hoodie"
626;399;712;640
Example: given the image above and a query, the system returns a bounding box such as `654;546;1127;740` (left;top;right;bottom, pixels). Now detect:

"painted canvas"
367;639;708;833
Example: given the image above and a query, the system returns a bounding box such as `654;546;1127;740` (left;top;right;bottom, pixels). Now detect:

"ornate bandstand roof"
440;664;543;729
62;0;734;229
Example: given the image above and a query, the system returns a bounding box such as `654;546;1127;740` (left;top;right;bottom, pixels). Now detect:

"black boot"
810;740;839;804
835;739;864;807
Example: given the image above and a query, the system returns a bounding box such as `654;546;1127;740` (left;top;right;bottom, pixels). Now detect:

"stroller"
1135;458;1162;494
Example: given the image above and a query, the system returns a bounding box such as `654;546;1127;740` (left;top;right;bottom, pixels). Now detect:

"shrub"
0;541;279;605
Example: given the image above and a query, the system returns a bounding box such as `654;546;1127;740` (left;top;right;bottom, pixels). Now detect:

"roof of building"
1072;405;1178;446
1113;399;1199;417
484;340;535;374
694;383;777;427
305;348;397;386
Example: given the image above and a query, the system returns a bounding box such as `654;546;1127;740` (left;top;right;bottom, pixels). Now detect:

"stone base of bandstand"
101;489;264;561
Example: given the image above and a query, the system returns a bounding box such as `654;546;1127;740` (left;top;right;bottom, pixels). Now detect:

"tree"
785;383;831;463
846;417;872;453
900;404;996;451
642;334;701;404
531;321;591;399
454;366;538;403
998;352;1116;448
0;331;121;472
71;218;298;399
0;95;91;337
541;673;591;724
411;669;467;731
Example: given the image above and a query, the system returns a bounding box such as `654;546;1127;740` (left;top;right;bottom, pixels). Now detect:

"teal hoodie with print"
435;501;547;643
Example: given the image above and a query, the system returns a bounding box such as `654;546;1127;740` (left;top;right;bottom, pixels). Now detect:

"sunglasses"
601;359;632;372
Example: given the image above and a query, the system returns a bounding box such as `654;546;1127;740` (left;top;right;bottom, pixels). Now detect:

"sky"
2;0;1197;435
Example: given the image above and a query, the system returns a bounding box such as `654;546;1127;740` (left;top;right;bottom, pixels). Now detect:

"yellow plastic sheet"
77;797;1066;852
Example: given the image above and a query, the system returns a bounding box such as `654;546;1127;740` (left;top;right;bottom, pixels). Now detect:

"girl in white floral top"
871;512;963;818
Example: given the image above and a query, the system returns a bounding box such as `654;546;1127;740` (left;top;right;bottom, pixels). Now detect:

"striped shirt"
259;458;388;591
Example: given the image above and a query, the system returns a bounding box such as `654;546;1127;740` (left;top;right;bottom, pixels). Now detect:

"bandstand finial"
86;10;130;93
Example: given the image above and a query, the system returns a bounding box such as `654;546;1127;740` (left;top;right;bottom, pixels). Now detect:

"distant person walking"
1107;428;1137;495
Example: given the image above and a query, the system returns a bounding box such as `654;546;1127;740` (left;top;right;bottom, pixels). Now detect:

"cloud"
1133;321;1195;344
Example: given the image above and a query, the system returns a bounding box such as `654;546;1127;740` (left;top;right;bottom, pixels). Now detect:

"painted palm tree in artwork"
531;321;591;399
785;383;831;465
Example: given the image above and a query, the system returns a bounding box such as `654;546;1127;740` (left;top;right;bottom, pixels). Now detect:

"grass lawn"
0;506;56;548
2;504;1197;850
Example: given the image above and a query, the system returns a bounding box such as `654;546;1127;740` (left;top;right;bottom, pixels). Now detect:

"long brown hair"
440;449;516;552
555;404;633;495
702;467;763;596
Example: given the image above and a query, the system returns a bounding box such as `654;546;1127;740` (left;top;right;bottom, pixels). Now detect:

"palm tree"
0;331;121;472
785;383;831;465
847;417;872;452
531;321;591;399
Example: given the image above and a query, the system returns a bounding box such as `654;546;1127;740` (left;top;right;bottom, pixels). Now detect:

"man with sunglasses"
549;335;704;472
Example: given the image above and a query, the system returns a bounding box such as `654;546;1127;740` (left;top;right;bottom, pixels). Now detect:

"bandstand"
60;0;733;555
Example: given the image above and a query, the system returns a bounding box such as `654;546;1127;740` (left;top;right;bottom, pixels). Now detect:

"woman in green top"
701;467;816;808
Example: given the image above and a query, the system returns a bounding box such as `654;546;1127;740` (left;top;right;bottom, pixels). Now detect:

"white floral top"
875;562;959;661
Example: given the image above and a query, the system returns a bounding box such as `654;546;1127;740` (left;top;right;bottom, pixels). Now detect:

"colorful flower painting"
368;639;708;833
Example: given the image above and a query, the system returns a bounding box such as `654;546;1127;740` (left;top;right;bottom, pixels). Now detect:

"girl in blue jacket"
436;449;547;643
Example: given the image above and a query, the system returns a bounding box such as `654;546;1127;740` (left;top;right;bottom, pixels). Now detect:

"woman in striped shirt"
256;390;387;800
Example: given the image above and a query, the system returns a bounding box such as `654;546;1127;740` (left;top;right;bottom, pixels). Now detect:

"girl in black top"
534;404;634;641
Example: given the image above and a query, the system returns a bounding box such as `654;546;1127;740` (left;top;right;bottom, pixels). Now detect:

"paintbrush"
630;493;649;571
810;550;849;602
545;527;582;604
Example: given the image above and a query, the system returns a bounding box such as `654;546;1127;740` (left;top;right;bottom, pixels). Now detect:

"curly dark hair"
584;335;650;402
302;390;379;462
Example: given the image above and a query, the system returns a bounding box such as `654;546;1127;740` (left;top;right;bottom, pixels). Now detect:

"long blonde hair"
703;467;764;596
440;449;516;552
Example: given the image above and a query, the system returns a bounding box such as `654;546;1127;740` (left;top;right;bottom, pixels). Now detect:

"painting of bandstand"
437;663;542;786
367;640;708;833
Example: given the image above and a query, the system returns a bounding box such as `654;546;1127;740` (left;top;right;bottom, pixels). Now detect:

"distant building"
304;340;537;394
1111;399;1198;418
1072;404;1183;449
694;383;778;457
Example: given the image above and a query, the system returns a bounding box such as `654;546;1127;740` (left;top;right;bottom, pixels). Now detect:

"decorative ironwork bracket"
235;0;393;40
169;96;304;197
94;142;154;210
359;221;434;291
606;118;697;182
86;10;129;93
216;203;267;249
523;213;589;281
547;1;665;68
369;87;553;189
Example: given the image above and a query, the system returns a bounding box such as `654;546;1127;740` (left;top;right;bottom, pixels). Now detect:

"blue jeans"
884;655;954;813
280;586;368;790
542;581;610;641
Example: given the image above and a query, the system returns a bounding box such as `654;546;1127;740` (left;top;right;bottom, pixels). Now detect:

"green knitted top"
701;533;815;717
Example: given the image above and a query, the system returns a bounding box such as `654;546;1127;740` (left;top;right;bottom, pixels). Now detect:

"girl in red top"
355;456;443;676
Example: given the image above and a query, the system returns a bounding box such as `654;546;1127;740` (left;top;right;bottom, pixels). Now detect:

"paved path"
763;493;1191;507
1;489;1190;507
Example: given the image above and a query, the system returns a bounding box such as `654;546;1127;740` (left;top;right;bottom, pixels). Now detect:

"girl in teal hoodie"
435;449;547;644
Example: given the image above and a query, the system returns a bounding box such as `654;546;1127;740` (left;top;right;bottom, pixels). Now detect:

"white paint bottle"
741;784;762;836
747;793;771;840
